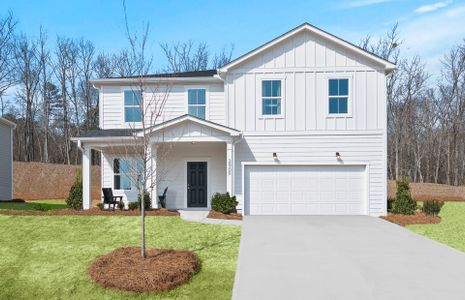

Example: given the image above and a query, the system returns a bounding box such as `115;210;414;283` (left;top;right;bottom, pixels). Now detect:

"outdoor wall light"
336;152;341;159
273;152;278;161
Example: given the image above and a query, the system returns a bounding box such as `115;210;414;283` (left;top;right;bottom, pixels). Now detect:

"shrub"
128;202;138;211
422;200;444;216
392;176;417;215
211;192;238;214
387;197;395;212
32;203;46;211
66;170;83;210
96;203;104;211
117;201;125;210
137;192;151;210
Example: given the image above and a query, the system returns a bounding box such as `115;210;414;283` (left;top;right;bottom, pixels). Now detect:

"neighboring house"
0;117;16;201
73;23;395;216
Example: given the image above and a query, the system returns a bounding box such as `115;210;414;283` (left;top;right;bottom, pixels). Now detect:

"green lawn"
408;202;465;252
0;199;67;211
0;215;241;300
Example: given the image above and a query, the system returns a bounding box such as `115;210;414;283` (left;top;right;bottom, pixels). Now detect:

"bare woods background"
2;12;465;186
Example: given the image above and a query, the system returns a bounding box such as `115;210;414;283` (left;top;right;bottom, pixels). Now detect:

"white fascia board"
138;115;241;137
219;23;396;74
90;76;222;87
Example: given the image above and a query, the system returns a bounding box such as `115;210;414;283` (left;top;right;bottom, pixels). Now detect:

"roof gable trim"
219;23;396;73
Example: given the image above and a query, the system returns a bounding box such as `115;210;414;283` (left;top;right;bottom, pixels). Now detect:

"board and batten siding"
0;123;13;200
99;82;225;129
224;30;387;132
227;30;388;216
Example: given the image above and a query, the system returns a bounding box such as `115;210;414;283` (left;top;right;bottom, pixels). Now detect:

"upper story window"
262;80;282;116
188;89;206;119
114;158;132;190
328;79;349;114
124;90;142;122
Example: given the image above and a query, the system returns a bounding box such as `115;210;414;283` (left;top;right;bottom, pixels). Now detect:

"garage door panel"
245;165;366;215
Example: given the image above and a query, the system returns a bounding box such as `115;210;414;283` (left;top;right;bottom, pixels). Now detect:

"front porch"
73;115;242;210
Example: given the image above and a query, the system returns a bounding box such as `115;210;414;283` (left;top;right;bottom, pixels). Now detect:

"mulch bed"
381;212;441;227
88;247;200;292
0;208;179;217
207;210;243;220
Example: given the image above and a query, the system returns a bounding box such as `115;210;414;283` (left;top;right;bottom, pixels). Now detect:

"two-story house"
73;23;395;216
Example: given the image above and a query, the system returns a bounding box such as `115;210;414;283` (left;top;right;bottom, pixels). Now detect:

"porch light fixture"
336;152;341;159
273;152;278;161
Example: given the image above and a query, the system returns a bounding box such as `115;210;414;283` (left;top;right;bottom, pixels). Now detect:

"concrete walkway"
233;216;465;300
179;210;242;225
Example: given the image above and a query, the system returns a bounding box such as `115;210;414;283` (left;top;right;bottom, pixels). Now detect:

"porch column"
146;143;158;208
226;141;233;195
82;144;92;210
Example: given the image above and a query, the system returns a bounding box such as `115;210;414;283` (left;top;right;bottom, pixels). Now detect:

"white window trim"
113;158;142;191
257;75;286;119
326;75;353;118
184;86;209;120
122;87;143;125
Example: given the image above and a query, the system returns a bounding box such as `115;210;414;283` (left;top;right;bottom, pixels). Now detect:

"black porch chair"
102;188;123;210
158;187;168;209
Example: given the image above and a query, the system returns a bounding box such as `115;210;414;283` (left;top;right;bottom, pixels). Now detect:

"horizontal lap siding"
0;125;12;200
234;134;387;216
101;83;225;129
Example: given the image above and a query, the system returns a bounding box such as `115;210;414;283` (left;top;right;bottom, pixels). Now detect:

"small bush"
211;192;238;214
117;201;125;210
32;203;46;211
128;202;138;211
66;170;83;210
422;200;444;216
391;176;417;215
387;197;395;212
96;203;104;211
137;192;151;210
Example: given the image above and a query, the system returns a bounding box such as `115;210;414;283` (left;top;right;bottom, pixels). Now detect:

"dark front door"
187;162;208;208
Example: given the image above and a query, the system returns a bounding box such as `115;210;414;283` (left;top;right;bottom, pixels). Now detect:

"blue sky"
3;0;465;75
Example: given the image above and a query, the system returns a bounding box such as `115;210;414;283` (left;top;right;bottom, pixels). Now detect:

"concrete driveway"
233;216;465;300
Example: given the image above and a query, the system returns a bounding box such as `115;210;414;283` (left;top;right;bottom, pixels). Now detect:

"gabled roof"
72;115;241;142
219;23;396;74
0;117;16;128
138;114;241;137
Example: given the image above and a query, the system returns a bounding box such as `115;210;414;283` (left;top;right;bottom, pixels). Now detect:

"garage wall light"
273;152;278;161
336;152;341;159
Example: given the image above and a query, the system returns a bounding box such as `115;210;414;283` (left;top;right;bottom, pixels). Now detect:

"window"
188;89;206;119
114;158;132;190
328;79;349;114
262;80;281;115
124;90;142;122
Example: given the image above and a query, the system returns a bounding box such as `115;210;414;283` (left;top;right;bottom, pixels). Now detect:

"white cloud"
400;4;465;77
415;1;452;14
342;0;392;8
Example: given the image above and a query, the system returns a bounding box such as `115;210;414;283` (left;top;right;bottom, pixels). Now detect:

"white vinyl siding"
225;30;386;132
100;83;224;129
235;134;386;216
0;123;13;200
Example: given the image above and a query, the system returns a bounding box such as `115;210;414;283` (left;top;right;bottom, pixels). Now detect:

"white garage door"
244;165;366;215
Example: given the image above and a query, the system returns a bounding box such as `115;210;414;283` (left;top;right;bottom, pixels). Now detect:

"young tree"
117;0;171;258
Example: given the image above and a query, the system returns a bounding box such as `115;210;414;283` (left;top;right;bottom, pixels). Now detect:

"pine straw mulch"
0;208;179;217
207;210;243;220
88;247;200;292
381;212;441;227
